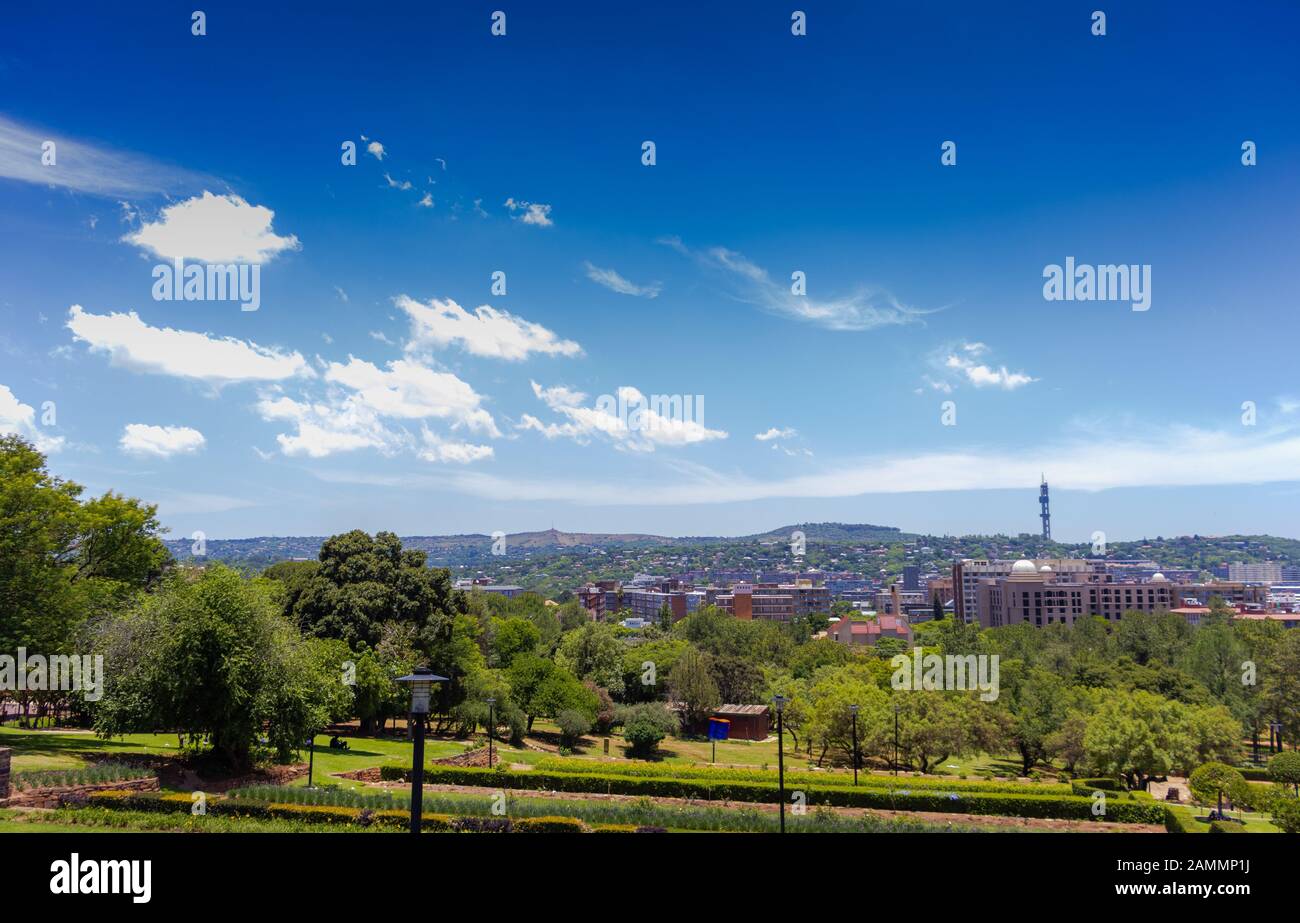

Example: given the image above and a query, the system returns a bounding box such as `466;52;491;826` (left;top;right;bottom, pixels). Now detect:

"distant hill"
162;523;913;565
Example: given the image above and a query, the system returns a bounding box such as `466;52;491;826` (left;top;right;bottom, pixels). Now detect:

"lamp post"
396;668;449;834
306;731;316;789
486;697;495;769
774;694;787;834
849;704;859;786
1271;720;1283;754
893;702;900;776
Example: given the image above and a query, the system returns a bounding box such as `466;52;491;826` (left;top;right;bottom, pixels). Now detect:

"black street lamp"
305;730;316;789
774;694;787;834
486;697;495;769
849;704;859;786
893;702;900;776
396;668;449;834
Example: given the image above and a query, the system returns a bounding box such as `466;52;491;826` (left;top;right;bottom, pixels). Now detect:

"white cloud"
665;239;925;332
67;305;312;386
929;341;1036;391
119;423;205;458
755;426;796;441
0;114;216;197
324;356;499;435
417;192;433;208
383;172;412;191
257;356;499;460
366;140;386;161
122;192;300;264
414;423;1300;505
257;392;398;459
396;295;581;361
522;381;727;452
0;384;63;452
504;197;553;227
417;429;494;464
583;262;661;298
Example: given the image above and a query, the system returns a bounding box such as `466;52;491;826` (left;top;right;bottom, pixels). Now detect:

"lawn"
0;725;468;789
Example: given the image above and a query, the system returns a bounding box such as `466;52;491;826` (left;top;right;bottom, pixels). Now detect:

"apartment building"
952;558;1089;624
976;561;1177;628
827;614;912;647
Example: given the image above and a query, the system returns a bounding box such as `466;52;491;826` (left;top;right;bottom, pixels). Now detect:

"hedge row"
82;790;582;832
1070;778;1125;795
523;757;1074;796
408;766;1168;824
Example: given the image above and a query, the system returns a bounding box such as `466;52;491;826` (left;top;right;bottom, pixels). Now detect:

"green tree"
1268;751;1300;797
1188;762;1247;817
619;702;678;758
93;566;332;769
556;622;625;696
667;646;720;732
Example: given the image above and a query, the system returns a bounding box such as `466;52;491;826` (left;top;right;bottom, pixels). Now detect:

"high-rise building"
1228;562;1283;584
902;565;920;591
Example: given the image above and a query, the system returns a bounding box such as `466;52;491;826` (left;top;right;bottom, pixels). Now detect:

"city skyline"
3;2;1300;543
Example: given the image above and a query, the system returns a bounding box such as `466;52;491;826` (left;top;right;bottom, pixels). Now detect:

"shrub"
1268;752;1300;796
1208;819;1247;834
379;765;407;781
1270;796;1300;834
1070;778;1124;795
514;816;584;833
619;703;678;757
557;708;593;748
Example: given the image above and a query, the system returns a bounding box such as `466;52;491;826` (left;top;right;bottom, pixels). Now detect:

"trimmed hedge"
1164;808;1199;834
410;766;1167;824
84;790;582;832
1208;819;1247;834
522;757;1073;796
1070;778;1125;795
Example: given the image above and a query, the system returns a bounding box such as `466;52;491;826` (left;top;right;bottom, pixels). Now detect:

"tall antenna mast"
1039;475;1051;540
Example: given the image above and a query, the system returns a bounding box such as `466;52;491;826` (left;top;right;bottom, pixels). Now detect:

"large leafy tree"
0;436;168;662
289;530;463;650
93;565;344;769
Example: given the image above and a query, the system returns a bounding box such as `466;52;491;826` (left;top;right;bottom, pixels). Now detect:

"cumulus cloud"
521;381;727;452
67;305;312;386
417;428;494;464
926;341;1036;391
396;295;581;361
324;356;499;435
755;426;796;441
257;357;499;460
122;191;300;264
583;262;661;298
383;172;412;191
504;197;553;227
365;140;386;161
0;384;63;452
119;423;205;458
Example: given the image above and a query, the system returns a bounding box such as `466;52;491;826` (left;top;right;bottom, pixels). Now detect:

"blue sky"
2;1;1299;542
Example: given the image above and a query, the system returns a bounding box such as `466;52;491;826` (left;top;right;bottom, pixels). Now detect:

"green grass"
0;726;179;771
0;726;468;790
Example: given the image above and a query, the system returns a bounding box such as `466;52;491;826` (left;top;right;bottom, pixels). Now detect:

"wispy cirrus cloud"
393;421;1300;505
583;262;661;298
662;236;927;332
0;113;216;197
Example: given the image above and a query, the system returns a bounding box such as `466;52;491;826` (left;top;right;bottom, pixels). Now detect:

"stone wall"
1;774;159;809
